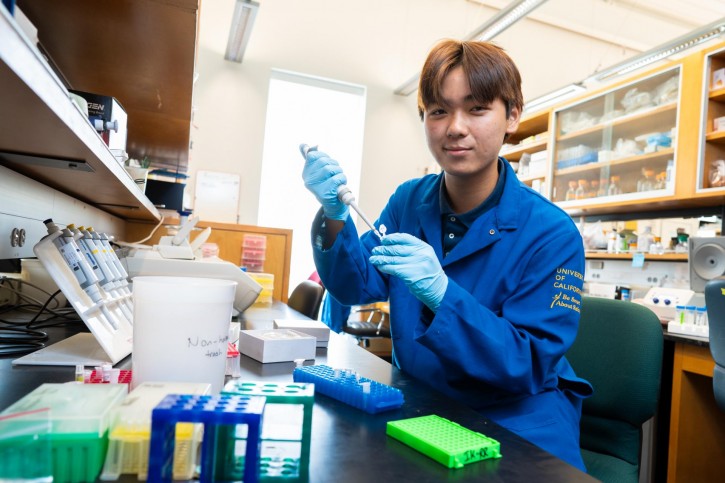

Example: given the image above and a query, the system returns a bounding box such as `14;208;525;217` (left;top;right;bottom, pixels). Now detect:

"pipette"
299;144;384;240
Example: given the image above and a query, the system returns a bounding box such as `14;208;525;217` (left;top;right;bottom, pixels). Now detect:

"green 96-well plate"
386;414;502;469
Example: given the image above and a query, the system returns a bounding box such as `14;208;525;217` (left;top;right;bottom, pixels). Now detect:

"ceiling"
202;0;725;104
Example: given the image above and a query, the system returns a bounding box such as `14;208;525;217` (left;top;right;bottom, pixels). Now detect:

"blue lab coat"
312;159;593;471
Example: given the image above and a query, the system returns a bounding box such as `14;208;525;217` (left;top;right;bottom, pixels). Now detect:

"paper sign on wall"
194;170;240;223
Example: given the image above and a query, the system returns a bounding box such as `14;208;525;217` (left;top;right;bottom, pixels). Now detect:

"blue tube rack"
292;365;403;414
147;394;266;483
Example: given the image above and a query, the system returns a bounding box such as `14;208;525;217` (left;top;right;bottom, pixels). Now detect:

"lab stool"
222;381;314;482
147;394;265;483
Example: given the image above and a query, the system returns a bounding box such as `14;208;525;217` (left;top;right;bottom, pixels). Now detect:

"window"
258;70;366;297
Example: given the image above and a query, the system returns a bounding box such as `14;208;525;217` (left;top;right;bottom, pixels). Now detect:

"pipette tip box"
0;407;52;482
292;364;403;414
386;414;502;469
238;329;316;363
100;381;211;481
0;383;127;483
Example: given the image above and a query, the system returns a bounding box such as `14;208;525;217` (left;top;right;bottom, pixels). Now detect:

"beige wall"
188;0;640;226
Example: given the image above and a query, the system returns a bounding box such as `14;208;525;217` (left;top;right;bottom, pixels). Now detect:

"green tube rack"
222;380;315;481
386;414;502;469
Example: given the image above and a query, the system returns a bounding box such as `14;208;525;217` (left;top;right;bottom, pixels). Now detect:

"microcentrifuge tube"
75;364;85;383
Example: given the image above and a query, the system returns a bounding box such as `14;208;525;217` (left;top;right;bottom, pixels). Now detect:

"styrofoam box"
273;319;330;348
238;329;316;363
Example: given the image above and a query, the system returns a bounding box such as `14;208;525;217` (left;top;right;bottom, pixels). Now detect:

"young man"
301;39;592;472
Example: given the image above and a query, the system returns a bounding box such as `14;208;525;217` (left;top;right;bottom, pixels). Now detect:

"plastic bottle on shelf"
636;226;654;253
617;233;627;253
607;176;621;196
649;236;664;255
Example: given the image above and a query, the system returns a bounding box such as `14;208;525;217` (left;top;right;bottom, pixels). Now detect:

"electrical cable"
0;278;81;357
0;342;46;356
126;215;166;244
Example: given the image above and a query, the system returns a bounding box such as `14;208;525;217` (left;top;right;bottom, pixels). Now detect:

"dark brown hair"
417;39;523;120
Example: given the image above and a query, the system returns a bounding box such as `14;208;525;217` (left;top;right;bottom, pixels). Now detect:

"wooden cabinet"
125;221;294;303
501;109;550;196
0;1;200;223
503;41;725;218
552;66;680;209
697;46;725;193
667;342;725;482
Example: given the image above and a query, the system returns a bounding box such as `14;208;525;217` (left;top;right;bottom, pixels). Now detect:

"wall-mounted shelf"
0;1;200;222
585;251;688;261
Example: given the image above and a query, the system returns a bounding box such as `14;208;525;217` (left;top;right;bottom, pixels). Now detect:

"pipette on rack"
299;144;384;240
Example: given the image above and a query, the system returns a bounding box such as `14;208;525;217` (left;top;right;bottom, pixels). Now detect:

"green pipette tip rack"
386;414;502;469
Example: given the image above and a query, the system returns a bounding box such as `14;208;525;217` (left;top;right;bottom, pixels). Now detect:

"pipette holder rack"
222;380;315;481
292;364;403;414
147;394;265;483
386;414;502;469
31;230;132;364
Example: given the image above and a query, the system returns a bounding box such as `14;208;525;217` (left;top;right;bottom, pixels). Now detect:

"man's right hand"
301;149;350;221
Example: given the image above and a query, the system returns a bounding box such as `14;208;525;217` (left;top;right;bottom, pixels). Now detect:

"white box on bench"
238;329;316;363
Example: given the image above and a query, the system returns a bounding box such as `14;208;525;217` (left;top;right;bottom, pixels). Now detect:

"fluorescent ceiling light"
523;83;585;114
394;0;549;96
585;17;725;83
225;0;259;63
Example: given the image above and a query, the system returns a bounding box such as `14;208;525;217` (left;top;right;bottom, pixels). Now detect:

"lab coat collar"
416;176;444;260
416;159;522;265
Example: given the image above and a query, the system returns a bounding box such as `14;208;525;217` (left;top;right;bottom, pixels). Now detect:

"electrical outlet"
0;273;21;306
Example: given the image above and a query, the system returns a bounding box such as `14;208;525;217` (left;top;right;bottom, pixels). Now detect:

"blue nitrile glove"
301;149;350;220
369;233;448;311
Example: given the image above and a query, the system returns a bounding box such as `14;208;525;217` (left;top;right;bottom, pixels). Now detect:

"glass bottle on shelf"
655;172;666;190
675;234;689;253
575;179;589;200
589;179;599;198
607;176;621;196
637;168;656;192
651;237;664;255
565;180;578;201
597;177;608;197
